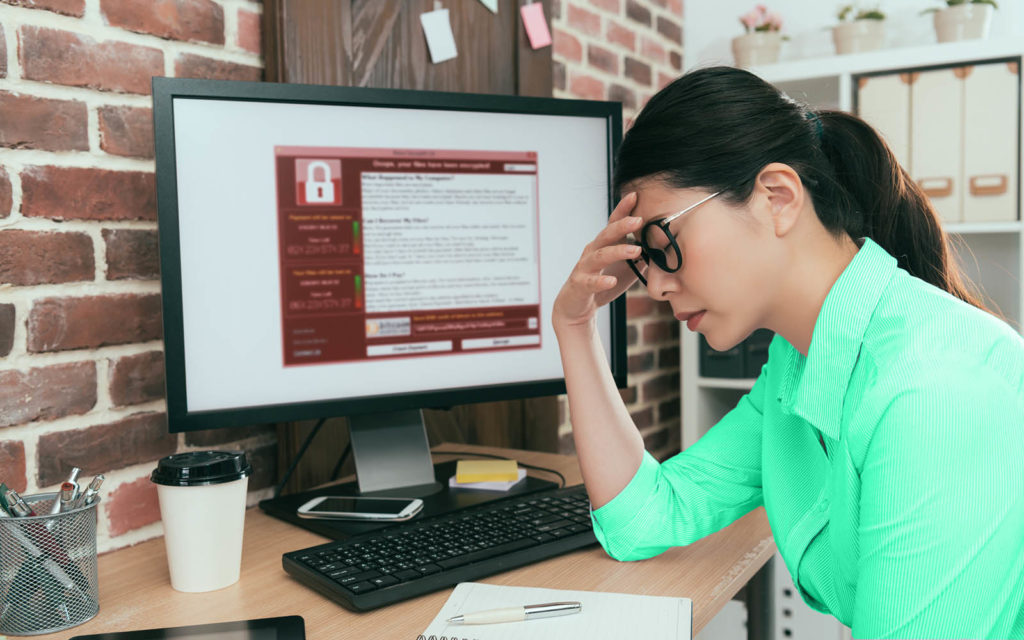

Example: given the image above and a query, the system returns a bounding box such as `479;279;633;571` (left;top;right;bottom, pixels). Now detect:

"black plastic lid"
150;451;252;487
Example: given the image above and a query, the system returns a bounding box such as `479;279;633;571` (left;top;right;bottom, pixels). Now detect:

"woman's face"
628;179;783;351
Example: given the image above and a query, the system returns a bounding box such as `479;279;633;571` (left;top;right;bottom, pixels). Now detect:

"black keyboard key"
416;563;442;575
536;519;572;532
344;581;377;594
394;569;422;581
371;575;399;588
437;537;533;570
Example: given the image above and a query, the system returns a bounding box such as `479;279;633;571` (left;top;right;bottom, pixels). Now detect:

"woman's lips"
676;310;706;331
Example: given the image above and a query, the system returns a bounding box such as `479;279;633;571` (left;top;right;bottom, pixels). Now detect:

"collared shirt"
591;238;1024;639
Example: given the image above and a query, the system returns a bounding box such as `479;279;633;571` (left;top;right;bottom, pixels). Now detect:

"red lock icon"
296;158;341;205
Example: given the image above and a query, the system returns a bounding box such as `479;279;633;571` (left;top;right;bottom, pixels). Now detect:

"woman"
552;66;1024;639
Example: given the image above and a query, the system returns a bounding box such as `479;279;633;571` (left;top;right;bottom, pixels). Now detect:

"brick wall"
550;0;684;461
0;0;269;552
0;0;683;553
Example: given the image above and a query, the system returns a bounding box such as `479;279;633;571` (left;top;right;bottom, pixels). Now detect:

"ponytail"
814;110;993;314
614;67;994;316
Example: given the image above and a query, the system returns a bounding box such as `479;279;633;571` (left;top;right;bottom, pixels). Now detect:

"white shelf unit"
679;39;1022;640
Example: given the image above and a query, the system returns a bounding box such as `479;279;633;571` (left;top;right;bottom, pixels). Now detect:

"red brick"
628;350;654;373
0;230;94;286
0;26;6;78
631;406;654;429
174;53;261;81
642;318;675;343
641;371;679;401
569;71;604;101
656;15;682;44
626;323;638;346
659;397;680;421
0;441;27;492
625;0;651;26
606;19;636;51
0;167;10;218
642;425;669;451
101;0;224;45
36;412;175;487
98;105;154;158
567;4;601;36
105;475;160;536
22;166;156;221
658;72;675;89
619;385;637;404
641;36;667;64
27;293;163;353
109;350;165;407
0;362;97;428
669;49;682;70
20;26;164;95
625;57;652;86
658;345;679;368
0;92;88;152
626;292;655;318
103;229;159;280
3;0;84;16
184;424;273;447
588;0;619;13
237;8;261;54
610;82;634;111
587;43;618;75
0;304;13;357
552;27;582;63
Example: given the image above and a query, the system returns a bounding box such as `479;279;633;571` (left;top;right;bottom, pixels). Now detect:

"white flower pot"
832;20;885;55
934;3;993;43
731;31;782;68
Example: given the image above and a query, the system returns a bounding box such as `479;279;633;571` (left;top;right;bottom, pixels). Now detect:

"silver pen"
73;474;104;508
447;601;582;624
0;504;76;591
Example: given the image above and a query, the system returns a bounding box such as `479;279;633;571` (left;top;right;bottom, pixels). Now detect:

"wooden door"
265;0;559;493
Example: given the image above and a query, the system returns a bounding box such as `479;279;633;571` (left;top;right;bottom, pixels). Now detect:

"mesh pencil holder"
0;493;100;636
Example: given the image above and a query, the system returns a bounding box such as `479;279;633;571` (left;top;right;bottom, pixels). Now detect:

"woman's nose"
644;264;676;300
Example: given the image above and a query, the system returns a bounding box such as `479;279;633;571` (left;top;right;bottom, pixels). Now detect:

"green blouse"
591;238;1024;639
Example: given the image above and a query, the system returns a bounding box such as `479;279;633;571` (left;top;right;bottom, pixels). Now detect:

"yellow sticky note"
456;459;519;483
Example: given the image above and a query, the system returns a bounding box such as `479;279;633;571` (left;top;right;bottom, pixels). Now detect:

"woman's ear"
752;163;804;238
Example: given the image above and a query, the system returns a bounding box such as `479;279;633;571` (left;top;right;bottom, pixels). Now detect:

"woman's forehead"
626;180;703;220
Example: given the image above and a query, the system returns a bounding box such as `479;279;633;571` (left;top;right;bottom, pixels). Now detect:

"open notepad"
416;582;692;640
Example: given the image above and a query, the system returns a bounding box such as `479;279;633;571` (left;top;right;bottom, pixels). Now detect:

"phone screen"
309;498;411;514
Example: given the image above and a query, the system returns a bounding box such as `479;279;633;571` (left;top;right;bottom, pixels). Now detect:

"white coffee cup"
151;451;252;592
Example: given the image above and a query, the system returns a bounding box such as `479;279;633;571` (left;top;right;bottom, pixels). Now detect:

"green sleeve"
853;371;1024;639
590;371;766;561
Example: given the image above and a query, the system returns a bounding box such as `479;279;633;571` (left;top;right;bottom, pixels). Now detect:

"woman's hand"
552;192;645;331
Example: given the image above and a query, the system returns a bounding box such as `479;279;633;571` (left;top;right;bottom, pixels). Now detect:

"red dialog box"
295;158;342;206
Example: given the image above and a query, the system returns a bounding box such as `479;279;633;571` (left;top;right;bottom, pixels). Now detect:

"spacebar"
437;538;535;570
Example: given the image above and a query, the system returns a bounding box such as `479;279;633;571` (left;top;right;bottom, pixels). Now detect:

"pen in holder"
0;492;100;636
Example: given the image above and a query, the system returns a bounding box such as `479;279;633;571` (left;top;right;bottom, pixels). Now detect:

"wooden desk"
45;444;775;639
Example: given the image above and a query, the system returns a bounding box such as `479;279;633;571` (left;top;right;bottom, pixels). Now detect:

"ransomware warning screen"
275;147;541;366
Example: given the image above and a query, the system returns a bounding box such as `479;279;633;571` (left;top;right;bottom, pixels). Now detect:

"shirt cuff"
590;450;660;541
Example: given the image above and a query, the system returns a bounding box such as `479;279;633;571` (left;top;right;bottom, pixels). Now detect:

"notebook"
416;582;692;640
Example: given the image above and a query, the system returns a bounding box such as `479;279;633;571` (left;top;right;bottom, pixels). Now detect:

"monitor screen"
154;79;624;432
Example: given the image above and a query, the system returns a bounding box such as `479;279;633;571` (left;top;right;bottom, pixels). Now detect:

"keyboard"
282;484;596;611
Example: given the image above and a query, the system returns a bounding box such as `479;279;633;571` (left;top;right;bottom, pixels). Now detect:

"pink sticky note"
520;2;552;50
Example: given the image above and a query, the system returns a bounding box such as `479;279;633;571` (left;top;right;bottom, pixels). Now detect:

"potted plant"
833;5;886;55
924;0;997;42
732;5;785;68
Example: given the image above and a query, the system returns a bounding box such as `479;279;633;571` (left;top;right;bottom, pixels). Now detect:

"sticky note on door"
455;459;519;483
521;2;552;50
420;8;458;64
478;0;498;13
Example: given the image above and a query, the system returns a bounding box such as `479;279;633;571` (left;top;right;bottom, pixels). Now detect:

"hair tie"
805;110;824;141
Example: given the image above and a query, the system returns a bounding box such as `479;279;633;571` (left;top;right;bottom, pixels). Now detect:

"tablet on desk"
69;616;305;640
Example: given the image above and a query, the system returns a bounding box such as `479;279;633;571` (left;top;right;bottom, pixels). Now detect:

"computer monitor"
152;78;625;505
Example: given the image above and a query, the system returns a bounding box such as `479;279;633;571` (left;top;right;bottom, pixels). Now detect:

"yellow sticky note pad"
455;459;519;483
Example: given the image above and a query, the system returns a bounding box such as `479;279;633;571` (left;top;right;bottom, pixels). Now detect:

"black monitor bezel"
153;77;626;433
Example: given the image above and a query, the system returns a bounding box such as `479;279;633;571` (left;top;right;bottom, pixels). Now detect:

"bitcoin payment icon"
296;158;342;205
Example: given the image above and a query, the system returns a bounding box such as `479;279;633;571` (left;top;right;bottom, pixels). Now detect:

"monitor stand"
258;409;559;540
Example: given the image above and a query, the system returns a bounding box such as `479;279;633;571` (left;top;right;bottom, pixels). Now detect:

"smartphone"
295;496;424;521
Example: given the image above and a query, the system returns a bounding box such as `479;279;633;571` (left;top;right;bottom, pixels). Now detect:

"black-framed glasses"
626;191;721;287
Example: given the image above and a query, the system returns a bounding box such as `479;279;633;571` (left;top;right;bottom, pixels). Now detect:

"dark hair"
615;66;992;314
